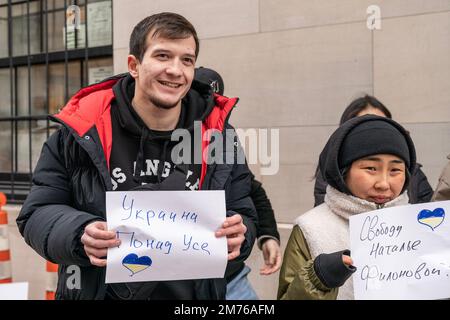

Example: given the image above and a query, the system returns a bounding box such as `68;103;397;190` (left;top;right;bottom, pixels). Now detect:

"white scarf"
325;185;410;220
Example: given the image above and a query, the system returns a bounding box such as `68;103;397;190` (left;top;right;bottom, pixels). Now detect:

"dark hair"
313;95;392;180
129;12;199;62
339;95;392;125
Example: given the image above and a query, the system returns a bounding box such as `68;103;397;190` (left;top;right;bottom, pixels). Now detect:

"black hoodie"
110;74;215;192
107;74;214;300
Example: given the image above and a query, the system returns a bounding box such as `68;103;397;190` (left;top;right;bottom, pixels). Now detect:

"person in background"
314;95;433;207
195;67;282;300
279;115;416;299
432;154;450;201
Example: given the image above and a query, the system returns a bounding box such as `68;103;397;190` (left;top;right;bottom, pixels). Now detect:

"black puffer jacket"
16;74;257;300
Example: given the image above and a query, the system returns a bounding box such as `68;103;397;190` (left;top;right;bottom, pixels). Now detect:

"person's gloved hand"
313;249;356;288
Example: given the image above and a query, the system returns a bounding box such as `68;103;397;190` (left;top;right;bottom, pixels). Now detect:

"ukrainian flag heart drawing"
122;253;152;276
417;208;445;231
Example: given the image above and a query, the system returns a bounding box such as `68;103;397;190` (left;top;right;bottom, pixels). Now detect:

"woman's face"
345;154;406;204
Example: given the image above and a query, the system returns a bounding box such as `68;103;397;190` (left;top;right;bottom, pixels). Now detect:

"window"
0;0;113;203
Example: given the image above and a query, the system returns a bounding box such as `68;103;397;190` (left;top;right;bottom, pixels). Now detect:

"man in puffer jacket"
278;115;416;299
16;12;257;300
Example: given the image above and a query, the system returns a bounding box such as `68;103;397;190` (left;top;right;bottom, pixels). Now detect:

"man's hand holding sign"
216;214;247;261
81;221;120;267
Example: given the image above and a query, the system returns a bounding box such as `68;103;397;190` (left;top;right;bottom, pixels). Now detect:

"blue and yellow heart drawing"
417;208;445;231
122;253;152;276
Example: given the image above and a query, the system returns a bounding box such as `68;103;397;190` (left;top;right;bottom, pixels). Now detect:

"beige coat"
432;154;450;201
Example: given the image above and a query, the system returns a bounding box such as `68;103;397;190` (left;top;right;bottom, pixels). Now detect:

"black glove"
313;249;356;288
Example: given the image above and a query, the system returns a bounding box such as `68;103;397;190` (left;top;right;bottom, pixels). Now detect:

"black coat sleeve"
16;129;103;267
222;126;258;279
250;178;280;247
225;163;257;263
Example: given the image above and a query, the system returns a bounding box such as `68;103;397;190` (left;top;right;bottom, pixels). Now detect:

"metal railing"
0;0;112;203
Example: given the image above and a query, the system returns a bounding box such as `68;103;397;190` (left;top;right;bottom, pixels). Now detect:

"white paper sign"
0;282;28;300
88;66;113;84
105;191;227;283
350;201;450;300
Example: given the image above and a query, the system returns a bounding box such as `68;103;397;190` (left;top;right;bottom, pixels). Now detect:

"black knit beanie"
339;120;411;170
319;115;416;196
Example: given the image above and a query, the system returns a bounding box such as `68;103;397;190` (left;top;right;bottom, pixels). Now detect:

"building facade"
0;0;113;203
1;0;450;299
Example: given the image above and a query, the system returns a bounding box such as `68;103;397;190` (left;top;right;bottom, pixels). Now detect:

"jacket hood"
52;73;238;176
54;73;237;136
318;114;416;195
112;73;217;139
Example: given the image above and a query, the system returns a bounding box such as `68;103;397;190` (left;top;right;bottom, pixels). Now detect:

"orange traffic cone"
45;261;58;300
0;192;12;284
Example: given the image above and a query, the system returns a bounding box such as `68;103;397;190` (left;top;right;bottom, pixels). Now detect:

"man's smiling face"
131;31;196;110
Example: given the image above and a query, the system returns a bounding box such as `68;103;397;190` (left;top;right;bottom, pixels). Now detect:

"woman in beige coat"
278;115;416;300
